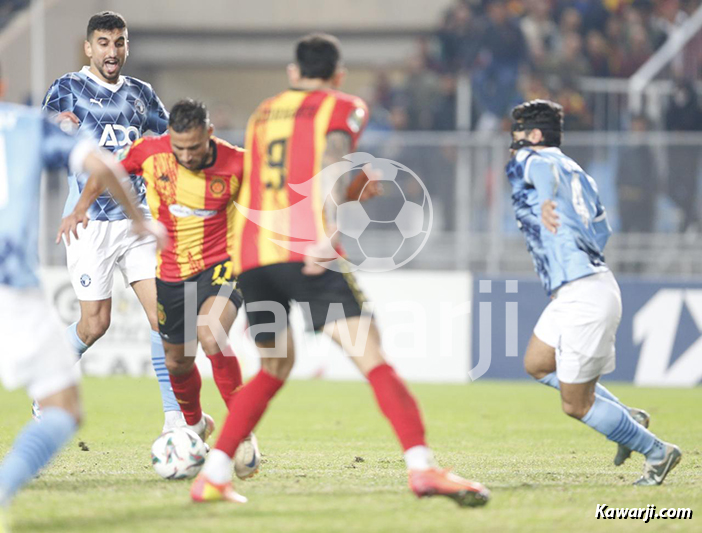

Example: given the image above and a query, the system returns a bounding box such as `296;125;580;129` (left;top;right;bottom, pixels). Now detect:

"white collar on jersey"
540;147;563;154
80;66;125;93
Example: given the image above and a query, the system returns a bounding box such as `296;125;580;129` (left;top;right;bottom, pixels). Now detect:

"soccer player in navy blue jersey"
42;11;182;431
506;99;681;485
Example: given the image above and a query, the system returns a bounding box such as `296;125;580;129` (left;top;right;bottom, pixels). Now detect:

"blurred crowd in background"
364;0;702;132
360;0;702;239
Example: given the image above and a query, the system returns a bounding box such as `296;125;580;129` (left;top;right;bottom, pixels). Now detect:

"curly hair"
511;99;564;147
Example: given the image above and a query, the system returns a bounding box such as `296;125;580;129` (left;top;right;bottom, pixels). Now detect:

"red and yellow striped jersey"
120;134;243;281
232;88;368;274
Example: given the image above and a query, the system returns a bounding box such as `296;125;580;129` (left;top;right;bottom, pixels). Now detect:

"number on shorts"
212;261;234;283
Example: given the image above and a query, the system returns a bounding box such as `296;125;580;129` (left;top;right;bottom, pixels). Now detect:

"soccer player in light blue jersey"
506;99;681;486
0;99;163;531
42;11;182;431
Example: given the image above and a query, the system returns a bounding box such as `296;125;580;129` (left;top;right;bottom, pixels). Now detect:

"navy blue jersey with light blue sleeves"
0;103;92;288
42;66;168;221
505;147;612;295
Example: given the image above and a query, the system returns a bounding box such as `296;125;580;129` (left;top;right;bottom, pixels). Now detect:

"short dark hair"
87;11;127;40
511;99;564;147
296;33;341;80
169;99;209;133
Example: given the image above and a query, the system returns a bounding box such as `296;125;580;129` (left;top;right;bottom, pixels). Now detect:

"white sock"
163;410;185;431
404;445;435;471
202;449;233;485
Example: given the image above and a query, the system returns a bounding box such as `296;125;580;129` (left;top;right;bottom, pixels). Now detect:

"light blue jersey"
43;66;168;221
0;103;92;288
506;147;612;295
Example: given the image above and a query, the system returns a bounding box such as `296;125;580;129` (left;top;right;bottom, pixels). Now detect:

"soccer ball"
328;154;432;272
151;428;207;480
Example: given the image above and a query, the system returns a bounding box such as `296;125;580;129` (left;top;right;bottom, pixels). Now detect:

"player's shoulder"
212;136;245;171
329;90;367;110
136;133;171;151
122;133;171;159
122;75;159;97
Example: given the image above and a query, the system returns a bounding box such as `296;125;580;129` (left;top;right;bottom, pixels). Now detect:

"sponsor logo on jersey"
209;178;226;198
99;124;140;148
168;204;218;218
90;98;104;108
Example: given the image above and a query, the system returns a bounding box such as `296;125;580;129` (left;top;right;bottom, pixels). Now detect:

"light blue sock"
66;322;89;359
581;396;665;462
537;372;627;409
0;408;77;506
151;330;180;413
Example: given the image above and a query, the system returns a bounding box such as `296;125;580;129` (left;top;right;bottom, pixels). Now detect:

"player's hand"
132;219;169;250
55;111;80;130
346;164;385;202
541;199;560;234
56;210;89;245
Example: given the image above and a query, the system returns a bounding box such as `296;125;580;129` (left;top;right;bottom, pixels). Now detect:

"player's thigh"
258;329;296;380
130;277;158;330
195;259;244;353
65;220;119;301
0;285;80;402
524;333;556;379
197;296;239;355
325;316;386;377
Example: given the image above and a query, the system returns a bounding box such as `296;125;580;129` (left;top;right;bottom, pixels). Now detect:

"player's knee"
561;400;589;420
197;327;222;356
164;351;194;376
82;314;111;343
524;356;547;380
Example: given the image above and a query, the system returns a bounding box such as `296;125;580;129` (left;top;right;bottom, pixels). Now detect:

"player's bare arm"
55;174;105;245
542;199;560;234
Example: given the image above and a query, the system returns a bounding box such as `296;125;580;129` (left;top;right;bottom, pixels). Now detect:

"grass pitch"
1;377;700;533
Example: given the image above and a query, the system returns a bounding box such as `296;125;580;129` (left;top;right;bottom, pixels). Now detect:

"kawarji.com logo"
234;153;433;273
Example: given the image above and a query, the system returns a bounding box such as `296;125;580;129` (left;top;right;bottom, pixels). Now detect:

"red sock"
214;370;284;457
169;366;202;426
367;363;426;451
207;345;243;407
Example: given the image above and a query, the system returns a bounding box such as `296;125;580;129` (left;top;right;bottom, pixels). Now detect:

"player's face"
85;29;128;83
170;124;215;171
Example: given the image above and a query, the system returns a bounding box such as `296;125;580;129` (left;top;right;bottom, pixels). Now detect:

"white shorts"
65;219;156;301
534;271;622;384
0;285;80;400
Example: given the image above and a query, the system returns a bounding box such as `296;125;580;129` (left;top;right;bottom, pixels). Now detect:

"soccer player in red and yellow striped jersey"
193;34;489;507
116;100;259;476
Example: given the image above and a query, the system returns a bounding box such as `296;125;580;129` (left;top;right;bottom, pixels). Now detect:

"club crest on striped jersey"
209;178;226;198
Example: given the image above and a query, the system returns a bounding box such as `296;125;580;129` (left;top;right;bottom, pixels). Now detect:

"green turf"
1;378;699;532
